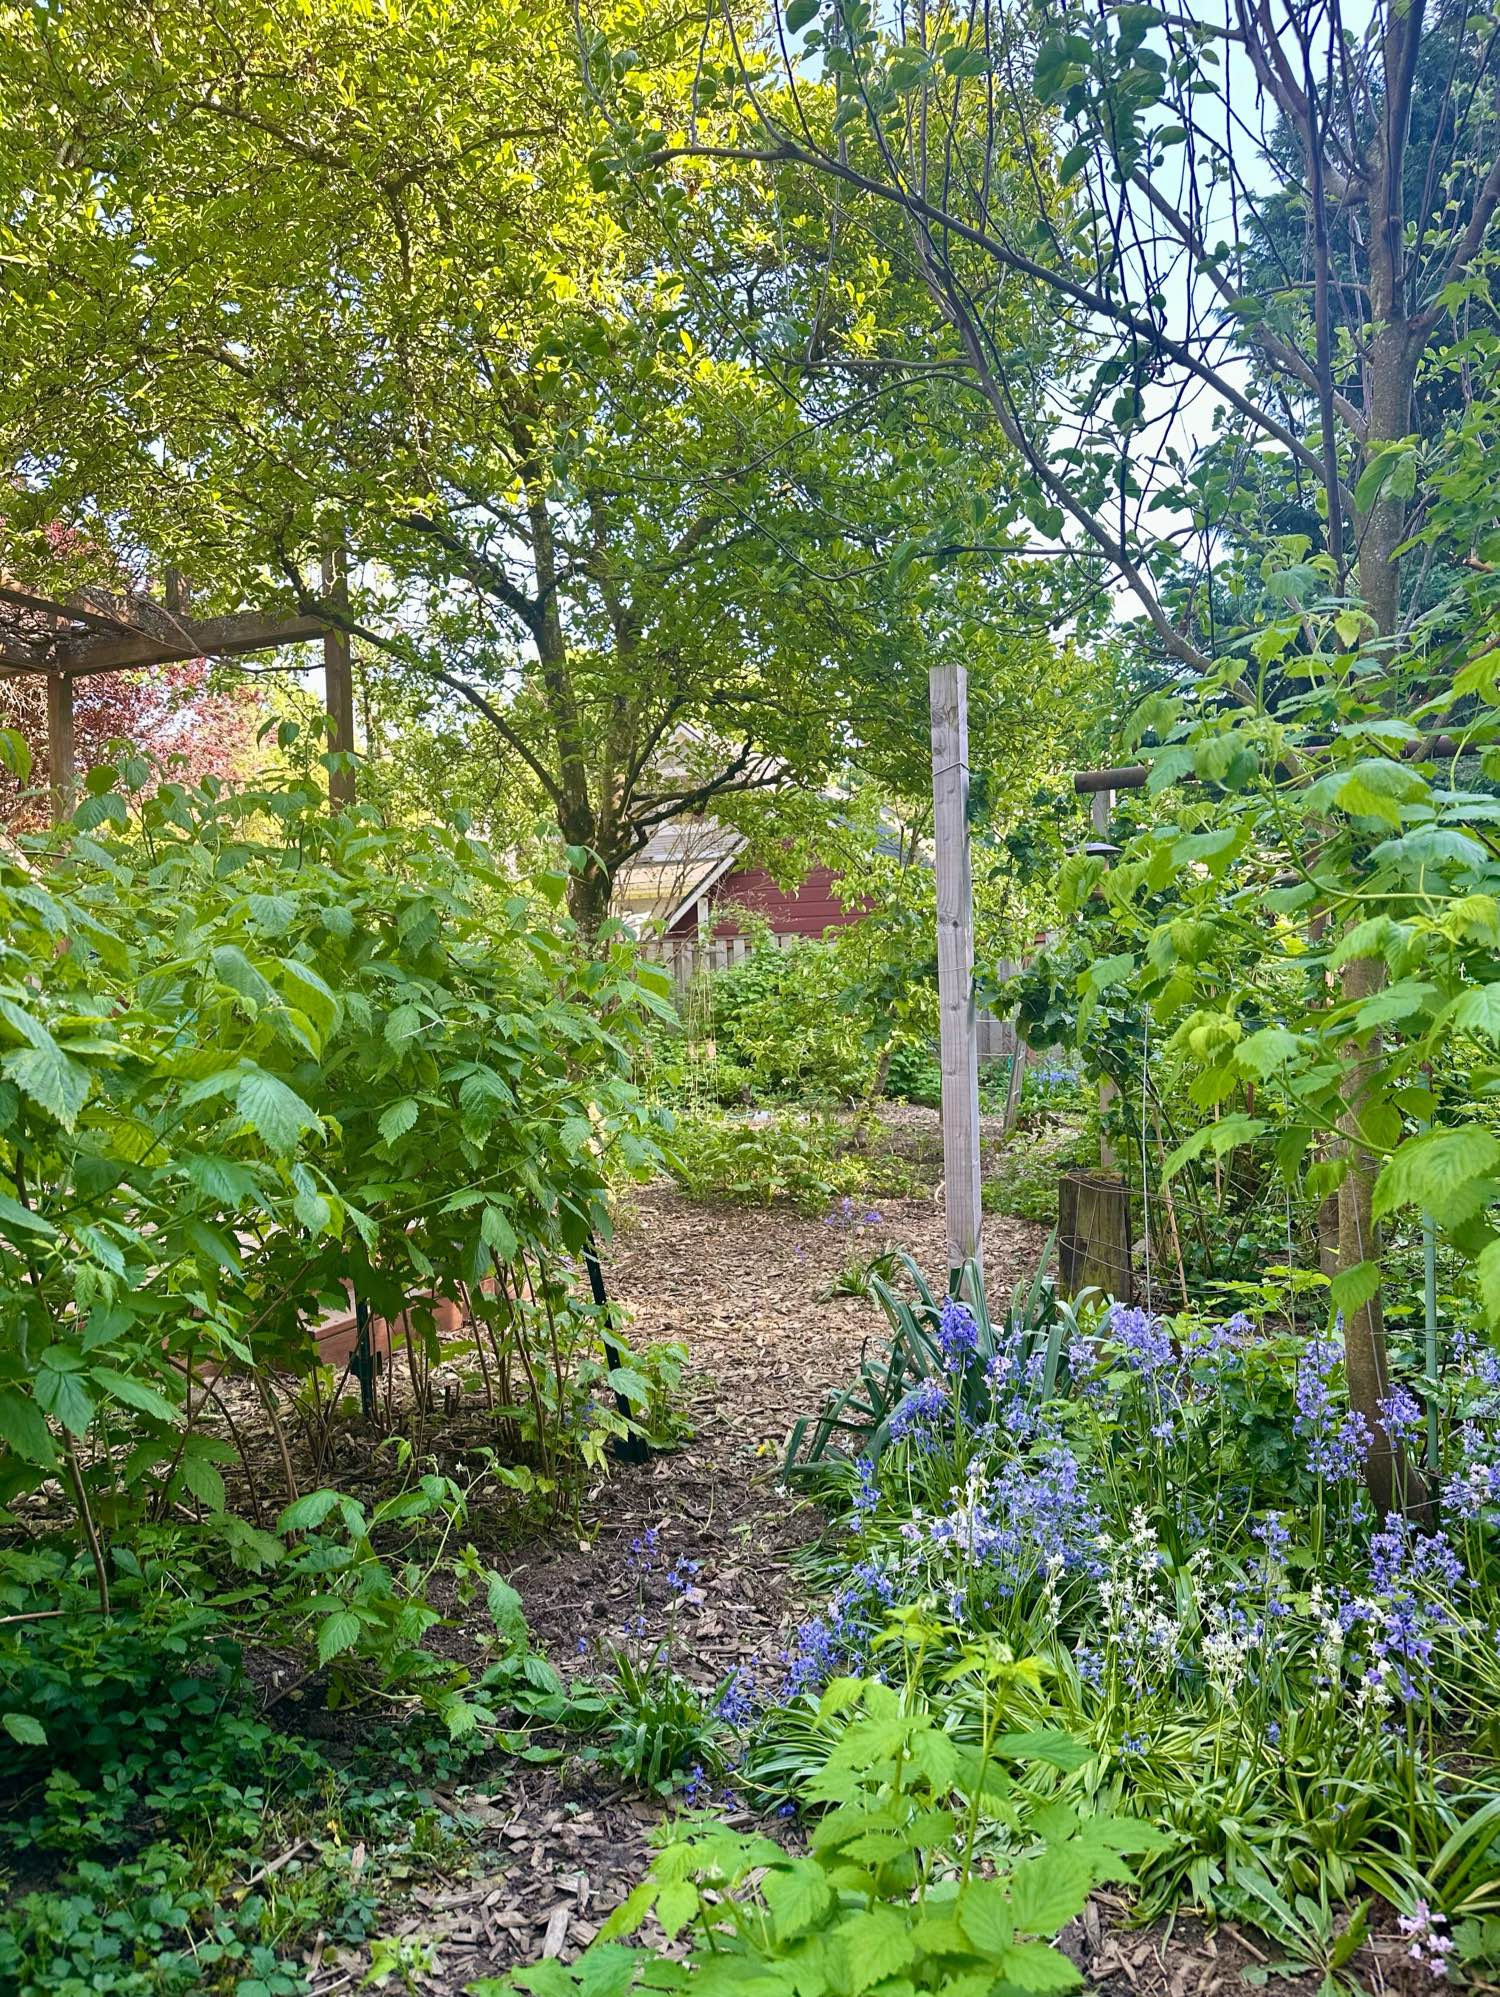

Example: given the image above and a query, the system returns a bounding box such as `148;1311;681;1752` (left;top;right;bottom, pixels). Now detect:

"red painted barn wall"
668;863;865;939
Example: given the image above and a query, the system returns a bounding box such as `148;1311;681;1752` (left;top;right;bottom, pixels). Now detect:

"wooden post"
321;548;355;808
929;664;983;1285
46;671;75;824
1058;1170;1134;1301
1091;786;1118;1165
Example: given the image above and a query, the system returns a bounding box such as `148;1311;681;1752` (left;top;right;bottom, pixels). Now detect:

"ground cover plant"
0;1515;611;1997
480;1666;1166;1997
663;1110;918;1214
755;1268;1500;1982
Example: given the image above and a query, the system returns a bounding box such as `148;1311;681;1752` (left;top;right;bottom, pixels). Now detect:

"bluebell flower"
1366;1514;1465;1703
715;1667;757;1727
1109;1304;1175;1377
1442;1456;1500;1520
1253;1511;1291;1607
852;1454;880;1525
1377;1383;1424;1452
936;1296;980;1373
681;1763;709;1807
627;1527;661;1576
889;1377;951;1448
778;1563;896;1697
667;1556;701;1594
1294;1337;1372;1480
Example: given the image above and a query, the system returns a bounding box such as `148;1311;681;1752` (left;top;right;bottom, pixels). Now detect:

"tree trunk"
1338;303;1419;1514
1335;953;1397;1515
567;861;613;945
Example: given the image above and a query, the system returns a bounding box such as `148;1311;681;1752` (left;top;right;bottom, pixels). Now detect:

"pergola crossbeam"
0;579;349;818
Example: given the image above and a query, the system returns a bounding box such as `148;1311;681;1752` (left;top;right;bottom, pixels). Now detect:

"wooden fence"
638;935;1022;1063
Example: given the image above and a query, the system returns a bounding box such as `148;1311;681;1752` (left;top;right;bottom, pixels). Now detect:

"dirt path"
343;1190;1044;1992
506;1187;1046;1671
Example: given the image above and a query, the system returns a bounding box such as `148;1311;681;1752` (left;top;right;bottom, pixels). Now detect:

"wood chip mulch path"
309;1189;1041;1993
319;1187;1427;1997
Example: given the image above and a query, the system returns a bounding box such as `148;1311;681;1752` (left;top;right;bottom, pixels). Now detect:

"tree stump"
1058;1170;1133;1303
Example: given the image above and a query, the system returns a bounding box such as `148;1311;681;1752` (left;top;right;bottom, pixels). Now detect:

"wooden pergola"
0;565;355;816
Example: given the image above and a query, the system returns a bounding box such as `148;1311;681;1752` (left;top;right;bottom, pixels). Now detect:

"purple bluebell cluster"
1185;1314;1251;1368
666;1555;701;1594
627;1526;661;1576
1109;1304;1176;1378
1377;1383;1424;1451
852;1454;880;1526
714;1665;757;1727
888;1376;951;1449
983;1320;1051;1438
681;1763;709;1808
1293;1336;1372;1480
1442;1427;1500;1519
936;1296;980;1373
1452;1330;1500;1392
1251;1511;1290;1614
920;1445;1104;1597
1365;1514;1465;1702
1066;1334;1099;1385
778;1562;894;1697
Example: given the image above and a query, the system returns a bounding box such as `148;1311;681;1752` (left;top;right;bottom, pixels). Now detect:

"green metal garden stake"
1424;1213;1439;1474
584;1236;650;1464
352;1295;377;1421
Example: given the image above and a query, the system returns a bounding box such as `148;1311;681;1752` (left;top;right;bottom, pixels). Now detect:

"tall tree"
0;0;1065;933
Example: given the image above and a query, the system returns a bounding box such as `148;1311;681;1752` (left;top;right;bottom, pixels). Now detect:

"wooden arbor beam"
49;609;330;677
0;579;354;817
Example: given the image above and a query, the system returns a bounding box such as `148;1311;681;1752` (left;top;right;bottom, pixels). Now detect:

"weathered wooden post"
1091;786;1118;1165
321;547;355;808
45;670;75;824
929;663;983;1288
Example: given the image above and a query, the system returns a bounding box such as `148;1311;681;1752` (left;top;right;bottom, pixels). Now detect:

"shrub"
703;938;875;1102
0;769;667;1554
